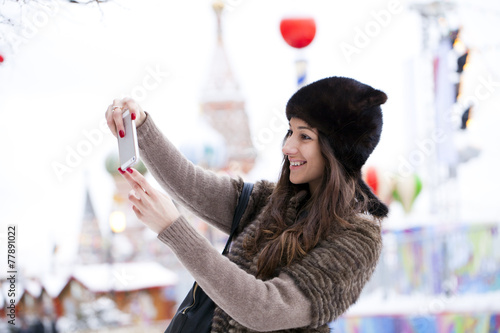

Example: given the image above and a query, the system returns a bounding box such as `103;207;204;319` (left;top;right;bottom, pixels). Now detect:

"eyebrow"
288;123;314;131
288;122;318;135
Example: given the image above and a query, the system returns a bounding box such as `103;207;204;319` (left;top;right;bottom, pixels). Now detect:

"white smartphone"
117;109;139;170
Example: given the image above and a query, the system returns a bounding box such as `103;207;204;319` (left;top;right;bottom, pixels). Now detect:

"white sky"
0;0;499;276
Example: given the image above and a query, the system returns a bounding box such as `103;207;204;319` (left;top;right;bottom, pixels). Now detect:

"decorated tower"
200;0;256;174
77;187;106;265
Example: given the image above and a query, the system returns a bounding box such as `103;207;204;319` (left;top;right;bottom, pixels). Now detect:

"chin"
289;178;305;186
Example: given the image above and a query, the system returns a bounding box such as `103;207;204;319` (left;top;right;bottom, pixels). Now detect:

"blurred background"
0;0;499;332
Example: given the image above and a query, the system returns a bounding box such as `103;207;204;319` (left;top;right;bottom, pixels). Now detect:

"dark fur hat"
286;76;388;217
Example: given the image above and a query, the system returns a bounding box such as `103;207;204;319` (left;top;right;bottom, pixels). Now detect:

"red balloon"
0;54;4;63
280;18;316;49
365;166;379;195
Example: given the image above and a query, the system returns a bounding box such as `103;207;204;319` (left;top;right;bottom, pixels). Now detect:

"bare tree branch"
0;0;118;52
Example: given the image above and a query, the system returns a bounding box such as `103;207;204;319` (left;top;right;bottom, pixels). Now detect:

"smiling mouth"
290;161;306;166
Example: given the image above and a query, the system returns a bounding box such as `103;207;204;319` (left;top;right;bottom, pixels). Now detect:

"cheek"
312;151;326;176
311;160;325;178
310;146;324;170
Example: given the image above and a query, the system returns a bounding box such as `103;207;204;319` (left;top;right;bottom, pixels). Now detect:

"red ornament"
280;17;316;49
365;166;379;195
0;54;4;63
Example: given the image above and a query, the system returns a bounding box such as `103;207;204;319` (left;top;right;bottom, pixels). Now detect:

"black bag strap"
222;182;253;255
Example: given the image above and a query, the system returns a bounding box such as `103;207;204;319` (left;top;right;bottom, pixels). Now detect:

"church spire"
201;1;242;103
199;1;256;173
77;186;106;265
213;0;224;43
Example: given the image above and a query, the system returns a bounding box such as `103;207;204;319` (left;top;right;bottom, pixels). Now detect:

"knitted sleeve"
282;218;382;327
136;112;242;234
158;216;313;332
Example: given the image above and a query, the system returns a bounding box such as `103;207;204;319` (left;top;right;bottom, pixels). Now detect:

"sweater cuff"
157;216;208;255
136;112;162;147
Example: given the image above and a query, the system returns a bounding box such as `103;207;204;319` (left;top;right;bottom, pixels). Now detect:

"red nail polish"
119;130;125;138
118;167;125;174
131;113;136;120
127;168;133;174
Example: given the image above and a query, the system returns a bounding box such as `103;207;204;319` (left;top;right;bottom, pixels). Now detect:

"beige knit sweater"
137;114;383;332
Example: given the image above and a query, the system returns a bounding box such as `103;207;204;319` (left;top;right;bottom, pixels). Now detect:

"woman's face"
282;117;325;194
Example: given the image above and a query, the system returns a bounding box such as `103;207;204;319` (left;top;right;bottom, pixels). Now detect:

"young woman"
105;76;388;332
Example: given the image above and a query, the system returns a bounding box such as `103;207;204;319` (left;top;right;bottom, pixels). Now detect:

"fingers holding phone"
105;98;146;138
121;167;180;234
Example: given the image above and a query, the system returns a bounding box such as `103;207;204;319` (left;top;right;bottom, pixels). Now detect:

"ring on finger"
131;190;141;200
112;106;122;111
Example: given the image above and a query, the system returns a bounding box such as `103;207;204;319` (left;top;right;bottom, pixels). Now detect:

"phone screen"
117;109;139;170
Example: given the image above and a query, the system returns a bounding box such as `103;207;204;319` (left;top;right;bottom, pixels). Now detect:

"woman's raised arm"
105;98;241;233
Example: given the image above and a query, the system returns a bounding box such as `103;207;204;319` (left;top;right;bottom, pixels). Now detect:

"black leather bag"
165;182;254;333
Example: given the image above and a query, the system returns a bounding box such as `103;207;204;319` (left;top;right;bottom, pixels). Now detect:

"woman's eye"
286;130;293;137
301;134;311;140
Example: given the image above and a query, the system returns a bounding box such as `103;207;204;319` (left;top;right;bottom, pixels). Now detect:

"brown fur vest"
211;180;382;333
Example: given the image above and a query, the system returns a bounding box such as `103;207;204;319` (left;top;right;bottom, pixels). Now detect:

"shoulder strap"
222;182;254;255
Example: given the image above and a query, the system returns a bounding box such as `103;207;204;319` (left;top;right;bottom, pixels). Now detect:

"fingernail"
127;168;133;174
131;113;136;120
118;167;125;174
119;130;125;138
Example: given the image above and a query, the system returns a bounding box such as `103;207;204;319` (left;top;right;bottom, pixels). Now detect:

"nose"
282;136;298;156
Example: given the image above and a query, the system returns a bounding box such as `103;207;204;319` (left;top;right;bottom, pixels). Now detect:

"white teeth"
290;161;306;166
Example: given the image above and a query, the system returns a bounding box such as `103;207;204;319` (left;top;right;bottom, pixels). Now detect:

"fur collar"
210;180;382;333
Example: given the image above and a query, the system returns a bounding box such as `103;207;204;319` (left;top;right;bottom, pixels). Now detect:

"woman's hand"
120;167;181;234
105;98;147;138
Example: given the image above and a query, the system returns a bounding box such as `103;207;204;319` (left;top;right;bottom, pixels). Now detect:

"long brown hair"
244;132;378;279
